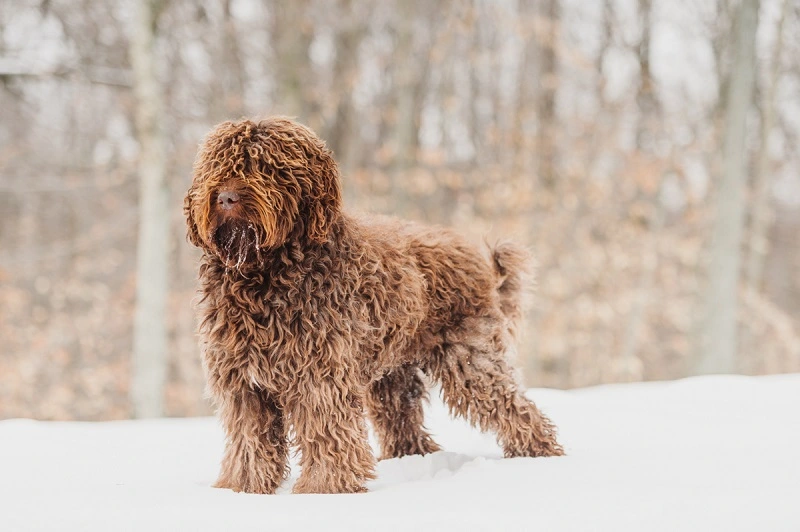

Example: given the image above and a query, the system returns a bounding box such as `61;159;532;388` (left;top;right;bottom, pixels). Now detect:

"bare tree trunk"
271;0;313;120
512;0;537;176
619;0;660;378
537;0;559;189
745;0;788;291
694;0;759;375
389;0;436;215
635;0;656;148
391;0;420;174
215;0;246;118
130;0;168;418
324;0;367;173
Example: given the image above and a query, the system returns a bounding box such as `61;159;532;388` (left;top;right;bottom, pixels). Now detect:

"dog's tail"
490;241;533;339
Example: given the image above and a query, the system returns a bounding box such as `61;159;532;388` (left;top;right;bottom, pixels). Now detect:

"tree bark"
271;0;313;120
536;0;559;189
619;0;660;376
745;0;788;291
512;0;536;176
324;0;367;173
391;0;421;174
635;0;656;149
214;0;246;119
130;0;169;417
694;0;759;375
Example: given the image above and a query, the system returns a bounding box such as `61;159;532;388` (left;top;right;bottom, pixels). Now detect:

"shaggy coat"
185;117;563;494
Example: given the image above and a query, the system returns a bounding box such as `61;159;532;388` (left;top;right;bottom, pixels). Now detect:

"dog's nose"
217;191;240;210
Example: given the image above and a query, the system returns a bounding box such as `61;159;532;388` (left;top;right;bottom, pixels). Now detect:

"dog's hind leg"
427;315;564;458
366;364;441;460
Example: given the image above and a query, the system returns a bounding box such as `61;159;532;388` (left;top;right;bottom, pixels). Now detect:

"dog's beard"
212;218;261;270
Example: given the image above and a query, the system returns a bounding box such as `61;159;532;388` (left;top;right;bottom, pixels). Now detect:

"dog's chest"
204;259;426;390
201;282;290;389
208;278;352;382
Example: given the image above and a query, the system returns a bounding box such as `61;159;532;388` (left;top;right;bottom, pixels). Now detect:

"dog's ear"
184;187;203;248
305;147;342;243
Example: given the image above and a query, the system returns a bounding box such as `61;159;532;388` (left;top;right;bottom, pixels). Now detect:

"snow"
2;375;799;531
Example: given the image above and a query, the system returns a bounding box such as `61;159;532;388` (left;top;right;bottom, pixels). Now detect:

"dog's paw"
291;472;368;494
531;441;565;457
380;437;442;460
504;437;565;458
213;476;279;494
292;482;367;495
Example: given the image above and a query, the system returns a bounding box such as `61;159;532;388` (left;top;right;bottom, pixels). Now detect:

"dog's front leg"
213;388;289;494
287;377;376;494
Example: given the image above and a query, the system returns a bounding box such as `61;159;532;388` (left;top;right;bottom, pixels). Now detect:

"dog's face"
184;117;342;267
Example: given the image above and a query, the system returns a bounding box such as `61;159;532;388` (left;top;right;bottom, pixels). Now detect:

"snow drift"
1;374;798;531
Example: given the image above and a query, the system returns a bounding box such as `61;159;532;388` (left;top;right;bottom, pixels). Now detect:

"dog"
184;116;563;494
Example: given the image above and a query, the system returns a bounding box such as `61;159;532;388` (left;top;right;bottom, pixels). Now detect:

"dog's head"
184;117;342;267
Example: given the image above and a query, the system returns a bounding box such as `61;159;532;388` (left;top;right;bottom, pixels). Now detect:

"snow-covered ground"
1;375;798;532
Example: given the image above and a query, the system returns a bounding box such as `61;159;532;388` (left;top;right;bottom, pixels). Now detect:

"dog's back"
354;213;529;342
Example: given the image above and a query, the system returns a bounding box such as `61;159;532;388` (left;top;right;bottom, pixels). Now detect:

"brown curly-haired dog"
184;117;563;495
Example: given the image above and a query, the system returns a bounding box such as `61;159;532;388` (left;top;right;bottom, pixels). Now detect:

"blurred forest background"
1;0;799;420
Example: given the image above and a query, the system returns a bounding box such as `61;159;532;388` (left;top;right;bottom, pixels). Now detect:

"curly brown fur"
185;116;563;495
366;364;442;460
